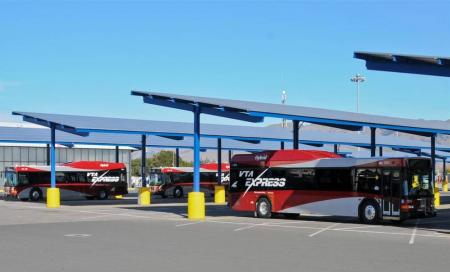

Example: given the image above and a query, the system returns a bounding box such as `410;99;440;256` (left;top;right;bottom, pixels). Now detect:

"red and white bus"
228;150;435;224
3;161;128;201
149;163;230;198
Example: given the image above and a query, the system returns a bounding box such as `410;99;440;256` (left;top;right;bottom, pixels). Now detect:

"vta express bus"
228;150;435;224
149;163;230;198
3;161;128;201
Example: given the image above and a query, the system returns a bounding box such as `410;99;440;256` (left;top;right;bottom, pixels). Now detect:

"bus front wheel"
359;199;380;224
29;188;43;202
255;197;272;218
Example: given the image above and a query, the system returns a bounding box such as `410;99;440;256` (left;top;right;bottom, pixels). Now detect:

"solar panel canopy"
132;91;450;136
6;113;450;152
354;51;450;77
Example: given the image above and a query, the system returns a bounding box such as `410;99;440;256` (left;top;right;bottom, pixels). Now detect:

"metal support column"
431;134;436;184
193;105;201;192
379;146;383;157
370;127;376;157
46;144;50;166
228;150;232;162
280;141;285;150
175;148;180;167
115;146;119;163
333;144;338;154
50;124;56;188
217;138;222;184
141;135;147;187
293;120;299;150
443;159;446;179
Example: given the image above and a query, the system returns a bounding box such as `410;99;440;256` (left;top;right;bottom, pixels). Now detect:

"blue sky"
1;0;449;126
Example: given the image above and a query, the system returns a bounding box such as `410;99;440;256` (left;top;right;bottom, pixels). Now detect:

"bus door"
381;170;401;218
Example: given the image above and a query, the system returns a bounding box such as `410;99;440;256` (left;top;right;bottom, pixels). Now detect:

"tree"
131;150;193;176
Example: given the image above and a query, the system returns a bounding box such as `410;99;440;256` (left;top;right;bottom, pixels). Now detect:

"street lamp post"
350;74;366;113
281;90;287;128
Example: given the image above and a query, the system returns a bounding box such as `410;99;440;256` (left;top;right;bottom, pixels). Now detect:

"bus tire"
173;187;183;198
359;199;380;224
283;213;300;219
256;197;272;218
29;188;43;202
97;190;108;200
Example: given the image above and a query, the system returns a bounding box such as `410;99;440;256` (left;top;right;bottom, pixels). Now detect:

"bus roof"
231;150;430;168
154;163;230;173
12;161;126;173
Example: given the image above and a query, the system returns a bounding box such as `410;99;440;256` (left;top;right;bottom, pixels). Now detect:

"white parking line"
80;214;113;221
234;223;266;232
409;219;419;245
175;221;202;227
309;223;340;237
333;225;379;231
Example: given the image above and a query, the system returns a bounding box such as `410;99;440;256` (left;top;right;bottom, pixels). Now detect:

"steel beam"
50;124;56;188
175;148;180;167
141;135;147;187
370;127;376;157
431;134;436;185
293;120;299;150
217;138;222;184
193;105;201;192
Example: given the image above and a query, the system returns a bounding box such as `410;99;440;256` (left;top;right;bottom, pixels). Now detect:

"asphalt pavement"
0;193;449;272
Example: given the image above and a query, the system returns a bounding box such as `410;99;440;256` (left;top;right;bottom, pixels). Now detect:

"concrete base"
434;187;440;207
214;185;226;204
188;192;205;220
138;187;151;206
46;188;60;208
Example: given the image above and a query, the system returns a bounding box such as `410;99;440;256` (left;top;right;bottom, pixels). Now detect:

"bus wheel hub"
365;205;376;220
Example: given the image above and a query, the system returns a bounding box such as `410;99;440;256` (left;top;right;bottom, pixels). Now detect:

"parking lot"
1;192;449;272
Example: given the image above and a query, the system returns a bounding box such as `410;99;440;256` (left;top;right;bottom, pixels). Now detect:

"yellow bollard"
46;188;60;208
214;185;226;204
434;186;440;207
138;187;151;206
188;192;205;220
443;176;449;192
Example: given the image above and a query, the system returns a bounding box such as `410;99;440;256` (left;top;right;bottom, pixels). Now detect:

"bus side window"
315;169;352;191
78;173;87;183
356;169;380;193
56;173;65;183
287;169;316;190
18;173;29;185
65;173;77;183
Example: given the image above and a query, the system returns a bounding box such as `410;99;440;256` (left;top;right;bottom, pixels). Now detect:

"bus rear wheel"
97;190;108;200
359;200;380;224
173;187;183;198
29;188;43;202
255;197;272;218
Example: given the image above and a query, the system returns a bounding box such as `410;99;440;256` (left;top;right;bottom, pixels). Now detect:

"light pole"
281;90;287;128
350;74;366;113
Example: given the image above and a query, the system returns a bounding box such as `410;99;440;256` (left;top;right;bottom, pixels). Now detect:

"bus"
149;163;230;198
3;161;128;201
228;150;435;224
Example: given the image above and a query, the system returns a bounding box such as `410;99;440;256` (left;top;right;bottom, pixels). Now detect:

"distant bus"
229;150;435;224
3;161;128;201
149;163;230;198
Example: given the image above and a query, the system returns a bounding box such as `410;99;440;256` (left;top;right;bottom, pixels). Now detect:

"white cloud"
0;80;21;92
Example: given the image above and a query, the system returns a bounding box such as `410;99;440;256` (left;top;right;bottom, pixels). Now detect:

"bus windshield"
407;159;432;197
148;172;171;186
5;171;18;187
